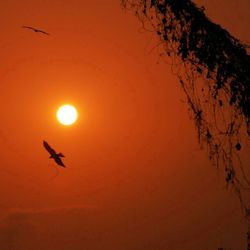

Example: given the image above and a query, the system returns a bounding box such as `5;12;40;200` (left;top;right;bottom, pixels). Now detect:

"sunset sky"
0;1;249;249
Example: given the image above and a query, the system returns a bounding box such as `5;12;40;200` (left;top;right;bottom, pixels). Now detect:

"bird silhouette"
22;26;50;35
43;141;65;167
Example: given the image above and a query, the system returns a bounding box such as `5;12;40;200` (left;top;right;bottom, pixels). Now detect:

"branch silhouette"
121;0;250;248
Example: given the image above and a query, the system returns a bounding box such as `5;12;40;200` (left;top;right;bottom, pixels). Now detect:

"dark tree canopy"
121;0;250;220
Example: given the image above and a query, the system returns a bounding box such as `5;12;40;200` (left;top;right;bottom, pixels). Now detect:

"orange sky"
0;1;249;249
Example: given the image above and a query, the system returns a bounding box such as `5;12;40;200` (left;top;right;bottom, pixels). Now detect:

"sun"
56;104;78;126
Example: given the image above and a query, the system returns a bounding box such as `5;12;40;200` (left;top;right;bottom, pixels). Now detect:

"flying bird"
43;141;65;167
22;26;50;35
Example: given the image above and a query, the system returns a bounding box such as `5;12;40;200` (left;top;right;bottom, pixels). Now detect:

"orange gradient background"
0;0;249;249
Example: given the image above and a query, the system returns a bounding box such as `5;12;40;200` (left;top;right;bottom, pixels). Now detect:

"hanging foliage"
121;0;250;216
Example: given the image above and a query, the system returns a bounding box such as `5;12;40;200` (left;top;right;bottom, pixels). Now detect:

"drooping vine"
121;0;250;220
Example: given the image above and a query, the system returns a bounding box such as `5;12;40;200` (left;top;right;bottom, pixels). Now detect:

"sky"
0;0;249;249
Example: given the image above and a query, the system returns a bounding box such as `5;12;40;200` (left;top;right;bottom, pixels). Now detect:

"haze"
0;0;249;249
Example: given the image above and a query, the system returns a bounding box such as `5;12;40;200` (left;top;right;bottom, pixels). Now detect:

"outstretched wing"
22;26;50;35
43;141;66;167
54;157;66;168
22;26;35;31
43;141;56;155
38;30;50;35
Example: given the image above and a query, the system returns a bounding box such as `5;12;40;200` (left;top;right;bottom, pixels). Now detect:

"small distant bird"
43;141;65;167
22;26;50;35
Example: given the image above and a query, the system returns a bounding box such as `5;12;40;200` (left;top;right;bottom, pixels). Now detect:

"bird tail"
57;153;65;158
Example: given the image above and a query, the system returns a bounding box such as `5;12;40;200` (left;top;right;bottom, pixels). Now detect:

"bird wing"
38;30;50;35
54;156;66;167
22;26;35;30
43;141;56;155
22;26;50;35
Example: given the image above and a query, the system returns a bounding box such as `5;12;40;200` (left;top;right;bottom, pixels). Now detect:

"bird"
43;141;65;167
22;26;50;35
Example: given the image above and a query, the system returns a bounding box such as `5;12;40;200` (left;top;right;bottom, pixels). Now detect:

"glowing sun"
56;104;78;126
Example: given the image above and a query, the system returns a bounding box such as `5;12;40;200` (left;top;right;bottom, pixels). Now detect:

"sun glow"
56;104;78;126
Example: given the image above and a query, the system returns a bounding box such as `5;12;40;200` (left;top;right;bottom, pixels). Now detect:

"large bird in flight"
43;141;65;167
22;26;50;35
